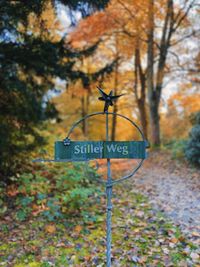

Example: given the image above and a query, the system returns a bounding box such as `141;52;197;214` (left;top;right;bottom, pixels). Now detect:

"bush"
185;112;200;167
164;139;187;159
6;163;101;222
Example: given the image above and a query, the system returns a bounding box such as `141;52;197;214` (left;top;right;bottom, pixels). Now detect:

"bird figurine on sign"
97;86;124;113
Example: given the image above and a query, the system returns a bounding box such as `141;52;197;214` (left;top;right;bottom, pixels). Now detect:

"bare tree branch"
171;28;200;46
168;50;182;67
173;0;196;32
116;0;136;20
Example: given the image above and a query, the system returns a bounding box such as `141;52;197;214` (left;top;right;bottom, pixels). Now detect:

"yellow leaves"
161;88;200;141
69;2;147;64
69;0;148;52
170;237;179;244
74;225;83;234
14;261;41;266
170;89;200;115
15;262;41;267
45;224;56;234
183;95;200;113
69;11;116;47
133;228;141;233
26;0;62;42
191;231;200;238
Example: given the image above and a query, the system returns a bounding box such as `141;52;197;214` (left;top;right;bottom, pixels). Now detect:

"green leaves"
0;0;107;183
1;162;199;266
185;111;200;167
16;209;30;221
12;163;100;222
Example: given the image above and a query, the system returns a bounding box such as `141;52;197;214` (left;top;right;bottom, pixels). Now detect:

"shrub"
164;139;187;159
185;112;200;167
13;163;101;222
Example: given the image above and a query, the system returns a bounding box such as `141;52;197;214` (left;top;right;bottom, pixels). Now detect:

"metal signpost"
34;87;147;267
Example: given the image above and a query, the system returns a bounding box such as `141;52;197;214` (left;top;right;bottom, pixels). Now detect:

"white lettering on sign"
106;144;128;155
74;144;129;155
74;144;103;154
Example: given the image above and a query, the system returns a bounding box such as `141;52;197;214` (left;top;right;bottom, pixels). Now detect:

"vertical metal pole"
106;112;112;267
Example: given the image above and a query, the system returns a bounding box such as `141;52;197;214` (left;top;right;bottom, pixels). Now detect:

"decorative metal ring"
67;112;145;140
66;112;146;186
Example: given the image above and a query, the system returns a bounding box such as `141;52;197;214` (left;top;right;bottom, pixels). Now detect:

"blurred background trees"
69;0;200;146
0;0;111;182
0;0;200;183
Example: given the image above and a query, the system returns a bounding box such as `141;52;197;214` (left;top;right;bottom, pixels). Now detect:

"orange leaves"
45;224;56;234
172;92;200;115
69;11;116;47
68;0;146;51
170;237;179;244
172;90;200;114
32;202;49;216
6;185;19;197
161;86;200;141
74;225;83;234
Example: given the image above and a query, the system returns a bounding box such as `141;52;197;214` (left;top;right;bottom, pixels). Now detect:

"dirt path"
126;151;200;244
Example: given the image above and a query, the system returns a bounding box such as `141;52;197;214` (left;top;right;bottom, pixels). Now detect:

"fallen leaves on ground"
0;184;200;267
45;224;56;234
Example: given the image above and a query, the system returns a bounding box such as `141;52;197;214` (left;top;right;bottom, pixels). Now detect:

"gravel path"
127;152;200;243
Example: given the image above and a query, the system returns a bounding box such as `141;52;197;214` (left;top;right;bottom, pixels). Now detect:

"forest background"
0;0;200;266
1;0;200;182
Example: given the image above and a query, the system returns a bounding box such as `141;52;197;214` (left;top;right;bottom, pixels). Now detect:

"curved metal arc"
93;159;144;186
111;159;144;186
33;158;144;185
65;111;146;185
67;112;104;138
66;112;145;141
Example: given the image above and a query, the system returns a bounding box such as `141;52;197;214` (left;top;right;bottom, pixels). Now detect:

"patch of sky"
55;0;97;36
42;77;66;108
55;2;82;36
0;29;18;43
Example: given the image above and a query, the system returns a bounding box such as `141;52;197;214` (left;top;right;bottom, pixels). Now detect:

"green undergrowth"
163;139;187;160
0;162;101;223
0;175;199;266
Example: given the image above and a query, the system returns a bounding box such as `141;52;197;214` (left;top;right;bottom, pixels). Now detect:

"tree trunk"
134;44;148;139
147;0;161;146
149;95;160;146
111;101;118;141
111;36;119;141
147;0;176;146
81;93;89;136
138;99;148;139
